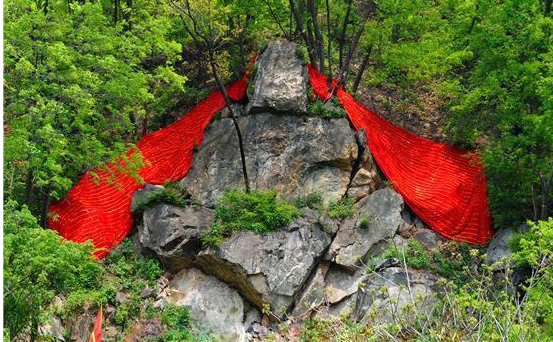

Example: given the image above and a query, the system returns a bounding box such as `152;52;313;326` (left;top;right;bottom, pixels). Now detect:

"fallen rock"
166;268;246;342
181;113;357;207
195;215;331;318
138;204;214;271
249;40;308;114
326;188;404;271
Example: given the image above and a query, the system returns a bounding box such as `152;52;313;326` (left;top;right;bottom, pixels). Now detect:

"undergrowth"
202;189;299;246
327;197;356;219
134;181;192;211
368;239;476;285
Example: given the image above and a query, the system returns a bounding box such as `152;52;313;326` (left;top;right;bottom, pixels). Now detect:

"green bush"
202;189;299;246
511;218;553;335
3;201;104;340
135;181;191;211
294;192;324;211
327;197;356;219
307;98;346;119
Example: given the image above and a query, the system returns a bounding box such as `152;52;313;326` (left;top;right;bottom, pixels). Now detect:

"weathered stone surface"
291;263;329;317
249;40;307;113
355;267;438;324
486;224;528;270
38;315;66;341
165;268;246;342
347;129;381;201
413;229;444;249
181;113;357;207
195;216;331;318
326;188;404;271
138;204;214;271
324;266;367;304
131;184;164;213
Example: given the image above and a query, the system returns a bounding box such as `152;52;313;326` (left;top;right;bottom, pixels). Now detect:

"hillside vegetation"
3;0;553;341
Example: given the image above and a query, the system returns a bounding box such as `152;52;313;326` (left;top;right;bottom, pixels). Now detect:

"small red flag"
89;305;103;342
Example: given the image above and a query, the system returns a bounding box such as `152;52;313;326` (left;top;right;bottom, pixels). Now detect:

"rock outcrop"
249;40;308;113
181;113;358;207
165;268;246;341
138;204;214;271
326;188;405;271
195;214;332;318
126;39;444;342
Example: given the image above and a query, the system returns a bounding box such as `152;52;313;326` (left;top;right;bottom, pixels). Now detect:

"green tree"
3;201;104;340
4;0;186;224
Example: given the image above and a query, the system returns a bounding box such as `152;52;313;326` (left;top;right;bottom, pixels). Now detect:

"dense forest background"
3;0;553;340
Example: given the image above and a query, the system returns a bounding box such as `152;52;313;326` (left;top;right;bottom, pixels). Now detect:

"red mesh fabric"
50;68;252;258
308;65;494;244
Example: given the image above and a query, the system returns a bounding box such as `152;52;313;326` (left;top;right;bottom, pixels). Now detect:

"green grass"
202;189;300;246
327;197;356;219
134;181;191;211
294;192;324;211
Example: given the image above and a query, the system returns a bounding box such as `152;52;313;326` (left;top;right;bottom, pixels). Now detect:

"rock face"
181;113;358;207
486;224;528;270
355;267;438;324
165;268;246;342
326;188;404;271
138;204;214;271
249;40;308;113
195;214;332;318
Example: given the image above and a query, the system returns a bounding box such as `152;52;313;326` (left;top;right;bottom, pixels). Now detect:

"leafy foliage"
294;192;324;211
134;181;192;211
3;201;103;340
202;189;299;246
327;197;356;219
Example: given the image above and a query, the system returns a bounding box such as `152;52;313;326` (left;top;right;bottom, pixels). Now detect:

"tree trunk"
338;0;352;70
113;0;119;24
352;46;372;93
308;0;325;75
336;23;365;88
208;51;251;192
289;0;317;66
538;171;551;220
40;187;51;229
25;168;34;205
325;0;332;89
142;113;149;137
123;0;132;31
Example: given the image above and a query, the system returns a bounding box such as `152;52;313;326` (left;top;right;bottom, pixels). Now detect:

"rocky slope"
117;40;459;342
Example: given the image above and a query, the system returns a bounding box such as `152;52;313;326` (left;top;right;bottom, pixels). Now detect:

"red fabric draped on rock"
89;306;103;342
49;59;255;258
308;65;493;244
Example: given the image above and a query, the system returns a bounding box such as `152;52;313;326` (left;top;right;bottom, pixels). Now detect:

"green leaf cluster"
202;189;299;246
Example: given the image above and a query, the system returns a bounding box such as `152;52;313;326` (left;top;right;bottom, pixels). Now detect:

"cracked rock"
249;40;308;114
195;215;331;319
138;204;214;272
181;113;357;207
325;188;405;271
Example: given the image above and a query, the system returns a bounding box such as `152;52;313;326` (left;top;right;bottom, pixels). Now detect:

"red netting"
308;65;494;244
49;65;252;258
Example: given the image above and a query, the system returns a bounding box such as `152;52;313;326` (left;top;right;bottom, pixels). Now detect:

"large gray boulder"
138;204;214;271
325;188;405;271
249;40;308;113
195;215;331;318
165;268;246;342
181;113;358;207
